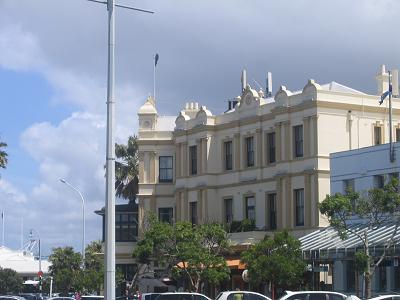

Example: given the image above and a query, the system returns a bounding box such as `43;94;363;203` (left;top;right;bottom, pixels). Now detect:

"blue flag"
154;53;159;67
380;90;390;105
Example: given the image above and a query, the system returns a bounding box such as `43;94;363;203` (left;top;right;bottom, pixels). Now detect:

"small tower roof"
138;96;157;114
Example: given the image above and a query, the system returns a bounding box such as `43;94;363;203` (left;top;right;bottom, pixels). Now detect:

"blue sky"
1;0;400;255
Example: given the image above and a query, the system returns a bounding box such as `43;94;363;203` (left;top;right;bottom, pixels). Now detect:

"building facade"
300;141;400;295
137;66;400;239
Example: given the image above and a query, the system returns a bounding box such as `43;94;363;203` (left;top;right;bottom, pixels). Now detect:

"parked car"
278;291;348;300
367;296;400;300
47;297;75;300
140;293;163;300
81;297;104;300
155;292;211;300
0;297;29;300
216;291;271;300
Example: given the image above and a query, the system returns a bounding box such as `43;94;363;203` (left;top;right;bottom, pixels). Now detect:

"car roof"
219;292;270;297
157;293;211;298
285;292;346;296
369;296;400;300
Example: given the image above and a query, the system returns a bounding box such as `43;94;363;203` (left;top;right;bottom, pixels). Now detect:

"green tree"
49;246;82;295
83;241;104;294
0;267;22;294
0;139;8;170
241;231;305;299
133;214;230;292
319;178;400;298
115;135;139;202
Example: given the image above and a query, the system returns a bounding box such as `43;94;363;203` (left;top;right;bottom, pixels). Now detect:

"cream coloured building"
137;65;400;238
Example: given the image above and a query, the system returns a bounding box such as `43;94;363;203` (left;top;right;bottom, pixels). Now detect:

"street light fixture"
60;179;85;261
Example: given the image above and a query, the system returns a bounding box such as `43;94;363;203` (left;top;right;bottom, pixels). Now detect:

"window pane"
190;146;197;175
246;137;254;167
159;156;173;182
294;125;303;158
374;126;382;145
295;189;304;226
224;141;233;170
268;193;277;230
267;132;276;163
225;198;233;223
190;202;198;225
246;196;256;221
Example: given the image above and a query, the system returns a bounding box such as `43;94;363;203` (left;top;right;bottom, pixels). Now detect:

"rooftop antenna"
84;1;154;299
241;69;247;92
266;72;272;97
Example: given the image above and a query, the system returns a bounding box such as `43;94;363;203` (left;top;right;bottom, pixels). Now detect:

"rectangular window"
245;196;256;221
115;213;138;242
159;156;173;182
245;136;254;167
374;175;385;188
293;125;304;158
396;128;400;142
267;132;276;164
189;145;197;175
268;193;277;230
343;179;355;195
158;207;173;224
224;198;233;223
189;202;198;225
294;189;304;226
224;141;233;171
374;126;382;145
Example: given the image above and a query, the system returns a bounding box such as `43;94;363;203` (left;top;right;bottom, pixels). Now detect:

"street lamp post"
30;229;42;296
60;179;85;261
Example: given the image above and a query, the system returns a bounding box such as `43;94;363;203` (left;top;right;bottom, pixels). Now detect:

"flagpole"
2;212;4;246
153;55;156;101
388;70;394;162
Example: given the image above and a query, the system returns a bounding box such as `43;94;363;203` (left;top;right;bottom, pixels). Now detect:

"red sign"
38;271;43;277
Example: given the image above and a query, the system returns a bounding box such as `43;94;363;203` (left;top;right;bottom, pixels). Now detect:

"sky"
1;0;400;256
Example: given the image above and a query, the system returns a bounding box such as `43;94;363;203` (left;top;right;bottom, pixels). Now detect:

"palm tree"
115;135;139;202
0;140;8;169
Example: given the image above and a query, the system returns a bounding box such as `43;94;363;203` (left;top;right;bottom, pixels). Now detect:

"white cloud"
0;179;28;204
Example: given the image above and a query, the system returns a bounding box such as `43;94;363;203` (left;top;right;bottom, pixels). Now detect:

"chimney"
241;69;247;92
266;72;272;97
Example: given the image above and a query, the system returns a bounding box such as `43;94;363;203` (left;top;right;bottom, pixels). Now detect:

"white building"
331;142;400;194
0;246;51;281
137;65;400;241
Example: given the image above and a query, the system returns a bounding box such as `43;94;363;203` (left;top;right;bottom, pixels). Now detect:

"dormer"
195;106;213;126
236;84;261;112
301;79;321;100
138;96;158;131
274;85;292;107
175;111;190;131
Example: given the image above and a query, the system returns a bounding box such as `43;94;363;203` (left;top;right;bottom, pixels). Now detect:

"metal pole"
105;0;116;299
389;71;394;162
2;211;4;246
60;179;86;262
49;276;53;298
39;238;42;297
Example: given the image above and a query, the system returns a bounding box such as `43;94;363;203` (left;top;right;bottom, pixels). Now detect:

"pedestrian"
75;292;81;300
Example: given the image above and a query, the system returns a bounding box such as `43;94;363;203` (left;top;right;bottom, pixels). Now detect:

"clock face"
245;95;252;105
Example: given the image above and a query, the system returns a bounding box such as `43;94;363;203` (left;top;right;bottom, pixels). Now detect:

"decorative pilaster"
303;117;311;158
256;128;262;167
234;133;241;170
276;123;282;162
175;143;181;178
182;142;188;177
